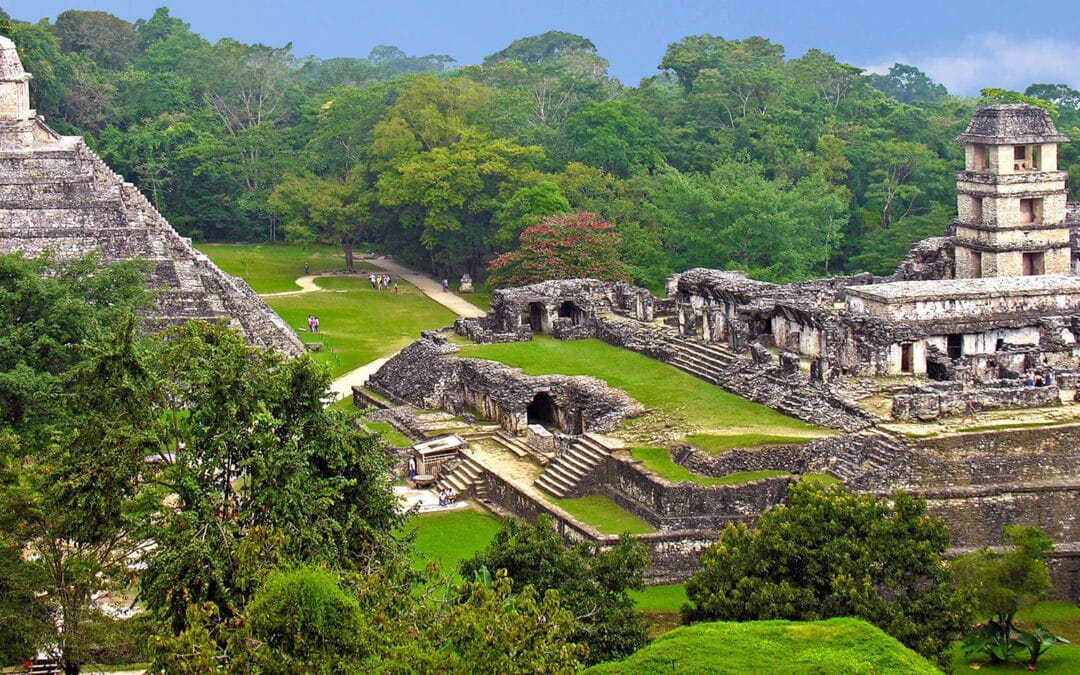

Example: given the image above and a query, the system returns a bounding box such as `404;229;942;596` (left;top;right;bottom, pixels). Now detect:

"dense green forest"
4;6;1080;287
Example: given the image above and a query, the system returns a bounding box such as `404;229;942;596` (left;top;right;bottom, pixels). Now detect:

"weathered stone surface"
367;338;644;434
0;44;302;355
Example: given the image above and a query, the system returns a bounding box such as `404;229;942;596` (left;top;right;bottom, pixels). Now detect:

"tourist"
446;488;457;503
1045;370;1054;386
1024;372;1035;387
369;273;376;289
407;456;417;480
438;489;447;506
962;397;977;424
442;278;449;292
1035;372;1045;387
393;282;399;294
303;261;310;275
307;315;315;333
313;316;320;333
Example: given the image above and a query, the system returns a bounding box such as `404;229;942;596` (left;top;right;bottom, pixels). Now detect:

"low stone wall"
477;460;719;582
584;454;792;531
889;425;1080;489
892;381;1061;421
929;485;1080;548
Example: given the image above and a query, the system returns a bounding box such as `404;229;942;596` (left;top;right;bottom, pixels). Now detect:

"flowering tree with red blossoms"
487;212;629;287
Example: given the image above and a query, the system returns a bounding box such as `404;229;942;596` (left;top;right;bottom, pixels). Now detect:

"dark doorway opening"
900;343;913;373
947;334;963;359
558;301;582;325
1023;252;1045;276
526;392;559;428
528;302;545;332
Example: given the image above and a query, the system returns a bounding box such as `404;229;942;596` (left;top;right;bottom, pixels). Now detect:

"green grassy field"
586;618;939;674
197;244;460;376
400;509;504;576
629;584;687;612
463;337;826;438
196;243;353;293
686;432;817;454
630;447;789;485
264;275;456;376
550;495;655;535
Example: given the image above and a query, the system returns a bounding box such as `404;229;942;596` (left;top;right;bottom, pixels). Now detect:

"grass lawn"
265;276;456;376
196;243;352;293
550;495;655;535
686;432;816;454
400;508;503;577
463;337;825;437
630;447;788;486
360;417;414;447
630;584;687;612
587;617;939;674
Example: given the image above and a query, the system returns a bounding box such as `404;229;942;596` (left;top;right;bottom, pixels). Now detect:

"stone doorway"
527;392;559;428
527;302;545;333
557;301;583;326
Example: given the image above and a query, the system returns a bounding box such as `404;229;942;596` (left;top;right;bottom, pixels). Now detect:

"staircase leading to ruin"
534;433;612;498
826;427;909;484
436;454;487;497
667;335;740;383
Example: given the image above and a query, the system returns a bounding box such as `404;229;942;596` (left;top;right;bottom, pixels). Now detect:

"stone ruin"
0;37;302;356
366;104;1080;595
367;338;644;437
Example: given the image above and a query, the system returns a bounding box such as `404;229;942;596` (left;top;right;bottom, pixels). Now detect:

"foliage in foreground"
681;481;974;663
150;564;585;674
461;514;650;666
958;525;1065;668
585;617;939;674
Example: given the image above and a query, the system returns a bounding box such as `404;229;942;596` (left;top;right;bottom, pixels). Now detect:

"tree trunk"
343;242;354;272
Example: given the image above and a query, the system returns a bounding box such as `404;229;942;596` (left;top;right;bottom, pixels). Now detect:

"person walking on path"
303;262;310;275
962;397;977;424
442;278;449;292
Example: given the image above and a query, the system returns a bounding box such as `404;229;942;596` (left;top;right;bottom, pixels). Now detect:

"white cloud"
863;33;1080;97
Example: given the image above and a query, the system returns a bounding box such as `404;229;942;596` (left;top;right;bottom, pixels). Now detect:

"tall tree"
682;482;974;664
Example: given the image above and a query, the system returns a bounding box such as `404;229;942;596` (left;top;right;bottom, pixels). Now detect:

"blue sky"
6;0;1079;95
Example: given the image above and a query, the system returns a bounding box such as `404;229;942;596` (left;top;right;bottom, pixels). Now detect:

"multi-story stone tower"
0;37;304;356
954;104;1071;278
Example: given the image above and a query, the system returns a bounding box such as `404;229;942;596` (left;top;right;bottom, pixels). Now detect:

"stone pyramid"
0;37;303;356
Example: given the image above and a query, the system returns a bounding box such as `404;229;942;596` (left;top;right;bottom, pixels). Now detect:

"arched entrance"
527;392;559;428
527;302;545;333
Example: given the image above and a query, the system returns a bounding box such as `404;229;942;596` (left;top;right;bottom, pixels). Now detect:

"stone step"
535;473;570;498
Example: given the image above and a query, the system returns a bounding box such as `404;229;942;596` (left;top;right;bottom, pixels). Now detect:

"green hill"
585;618;939;674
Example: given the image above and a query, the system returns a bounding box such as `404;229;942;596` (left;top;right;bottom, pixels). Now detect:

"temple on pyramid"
0;37;303;356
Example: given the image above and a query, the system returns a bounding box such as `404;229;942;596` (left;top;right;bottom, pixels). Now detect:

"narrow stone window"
1020;198;1036;223
971;250;982;278
947;334;963;359
1023;252;1045;276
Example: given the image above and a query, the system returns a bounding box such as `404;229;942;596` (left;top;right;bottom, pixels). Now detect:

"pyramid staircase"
534;433;613;498
825;427;908;483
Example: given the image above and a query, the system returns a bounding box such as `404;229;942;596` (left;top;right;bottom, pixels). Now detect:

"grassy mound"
585;618;938;674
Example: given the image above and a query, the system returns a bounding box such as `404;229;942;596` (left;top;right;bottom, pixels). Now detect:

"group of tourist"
306;315;320;333
438;488;458;506
369;272;397;293
1024;370;1054;387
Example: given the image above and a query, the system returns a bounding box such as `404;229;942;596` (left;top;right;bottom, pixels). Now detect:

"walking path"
257;256;487;402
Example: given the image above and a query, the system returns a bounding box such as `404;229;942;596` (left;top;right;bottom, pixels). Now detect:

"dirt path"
362;255;487;319
314;256;486;401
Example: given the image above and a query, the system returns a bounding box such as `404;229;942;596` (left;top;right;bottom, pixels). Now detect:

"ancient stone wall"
367;338;644;434
586;454;793;531
892;380;1061;421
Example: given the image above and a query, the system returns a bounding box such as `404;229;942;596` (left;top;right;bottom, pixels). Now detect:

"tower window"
947;334;963;359
1019;198;1039;223
1023;252;1045;276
